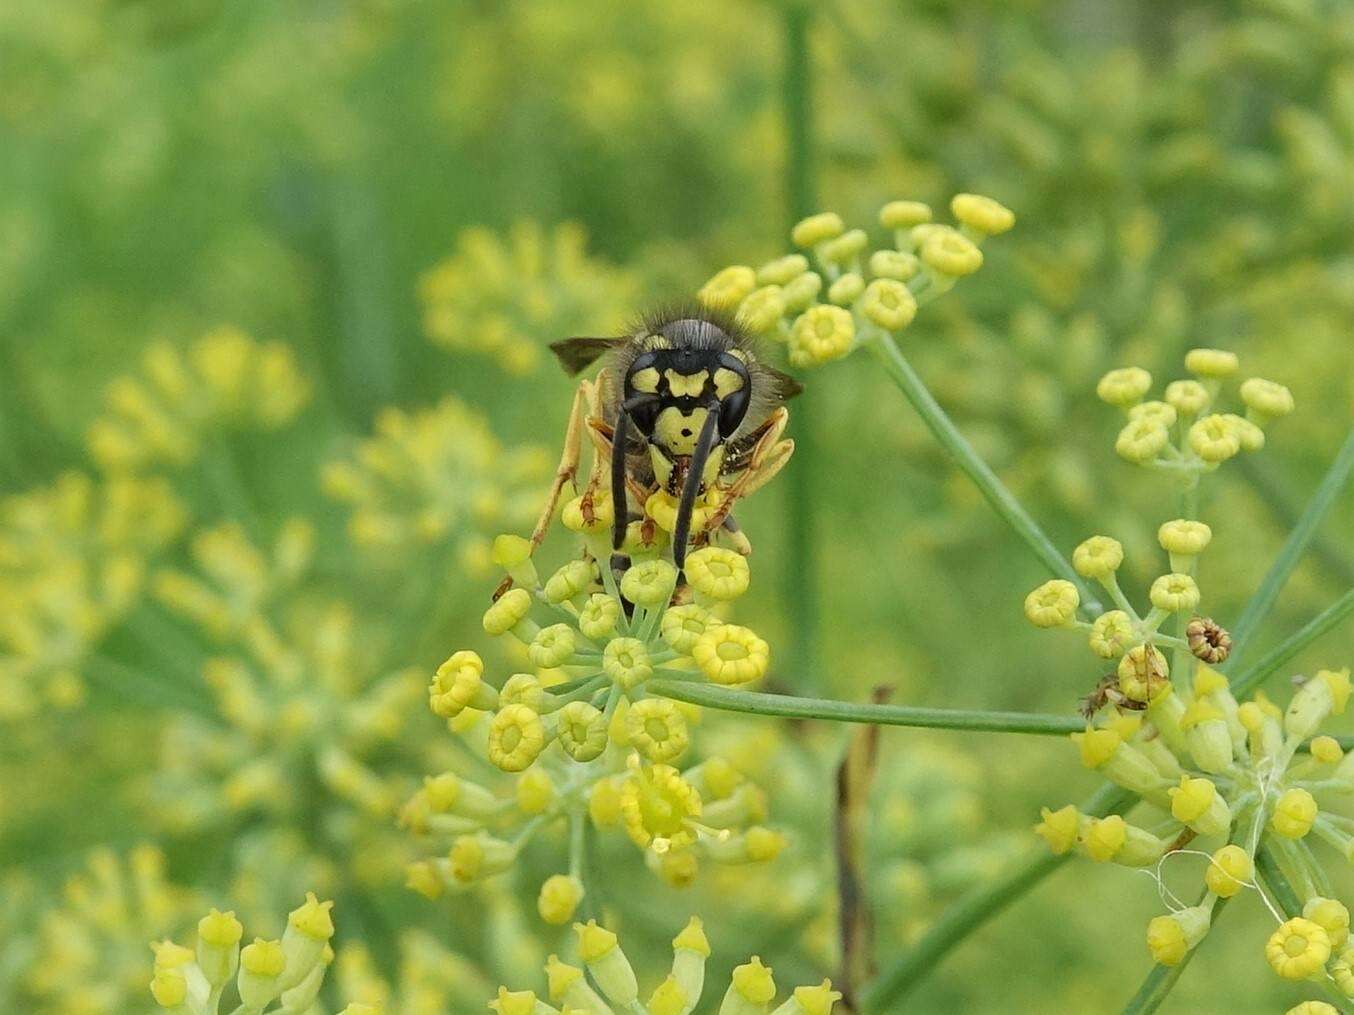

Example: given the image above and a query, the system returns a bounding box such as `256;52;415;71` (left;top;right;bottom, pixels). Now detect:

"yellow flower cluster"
1036;665;1354;985
1024;524;1225;704
487;916;839;1015
20;846;199;1015
401;536;785;906
86;328;310;472
419;220;636;374
151;521;426;865
321;397;549;569
147;892;359;1015
699;194;1012;368
1098;349;1290;472
0;472;185;720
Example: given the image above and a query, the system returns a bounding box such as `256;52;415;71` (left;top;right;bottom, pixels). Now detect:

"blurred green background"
3;0;1354;1011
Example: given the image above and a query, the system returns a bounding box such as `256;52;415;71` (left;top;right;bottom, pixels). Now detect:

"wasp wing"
549;337;627;376
764;365;804;400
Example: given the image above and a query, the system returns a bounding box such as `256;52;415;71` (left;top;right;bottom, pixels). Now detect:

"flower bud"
1072;536;1124;580
1240;377;1295;422
557;701;609;762
1266;917;1330;979
699;266;757;311
278;893;334;990
1271;788;1318;839
238;938;285;1009
491;534;539;589
1034;805;1080;855
483;588;534;636
538;874;584;925
1146;905;1211;966
575;920;639;1006
544;559;594;604
1023;579;1079;627
1305;897;1351;950
196;908;243;987
721;956;777;1015
1168;776;1232;836
791;213;844;249
827;272;865;306
1204;845;1253;898
1181;699;1233;773
546;954;612;1011
879;200;931;229
860;278;917;331
950;193;1015;235
1286;669;1352;740
1184;348;1238;378
1098;367;1152;408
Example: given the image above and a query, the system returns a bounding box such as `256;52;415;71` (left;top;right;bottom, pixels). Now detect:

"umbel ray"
519;305;800;595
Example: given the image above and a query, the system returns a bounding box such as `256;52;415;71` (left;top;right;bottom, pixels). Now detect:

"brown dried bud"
1187;616;1232;664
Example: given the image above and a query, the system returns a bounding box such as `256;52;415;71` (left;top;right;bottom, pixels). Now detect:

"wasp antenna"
610;404;631;552
672;407;722;577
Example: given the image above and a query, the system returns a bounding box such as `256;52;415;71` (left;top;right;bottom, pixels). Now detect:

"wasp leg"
528;379;590;552
672;406;722;576
705;407;793;533
711;512;753;555
610;404;631;552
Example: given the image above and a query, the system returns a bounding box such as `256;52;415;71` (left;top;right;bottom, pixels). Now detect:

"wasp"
528;306;800;580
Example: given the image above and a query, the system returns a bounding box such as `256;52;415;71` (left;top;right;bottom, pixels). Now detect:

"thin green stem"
1232;587;1354;698
1121;894;1227;1015
647;680;1085;735
1227;428;1354;670
866;333;1104;617
781;0;823;694
863;783;1134;1011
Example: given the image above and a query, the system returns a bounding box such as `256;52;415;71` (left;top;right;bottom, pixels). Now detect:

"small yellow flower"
791;212;845;248
698;266;757;311
1204;844;1253;898
661;603;720;655
1115;418;1169;463
860;278;918;332
620;762;702;851
1221;412;1265;452
589;778;624;827
545;560;595;604
920;228;983;277
789;305;855;367
1240;377;1295;420
488;987;538;1015
516;769;556;814
579;593;621;640
1164;379;1210;416
557;701;608;762
692;625;770;685
756;254;809;286
869;249;920;281
1168;775;1223;828
1149;573;1201;613
1286;1003;1340;1015
879;200;932;229
1128;400;1177;427
1271;788;1318;838
950;193;1016;235
1097;367;1152;408
1184;348;1239;378
1072;535;1124;580
645;488;719;535
1304;897;1350;950
1034;805;1080;854
487;704;547;772
826;272;865;305
1188;414;1241;463
483;588;533;636
781;271;823;313
1083;815;1127;862
620;559;678;609
1266;918;1331;980
1146;905;1211;966
626;698;691;763
562;491;614;534
1312;735;1344;764
730;957;777;1005
737;285;786;334
150;968;188;1008
812;227;866;263
603;637;652;690
538;874;585;925
1158;519;1212;556
1089;610;1134;658
1023;579;1080;628
684;546;750;601
529;624;578;669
